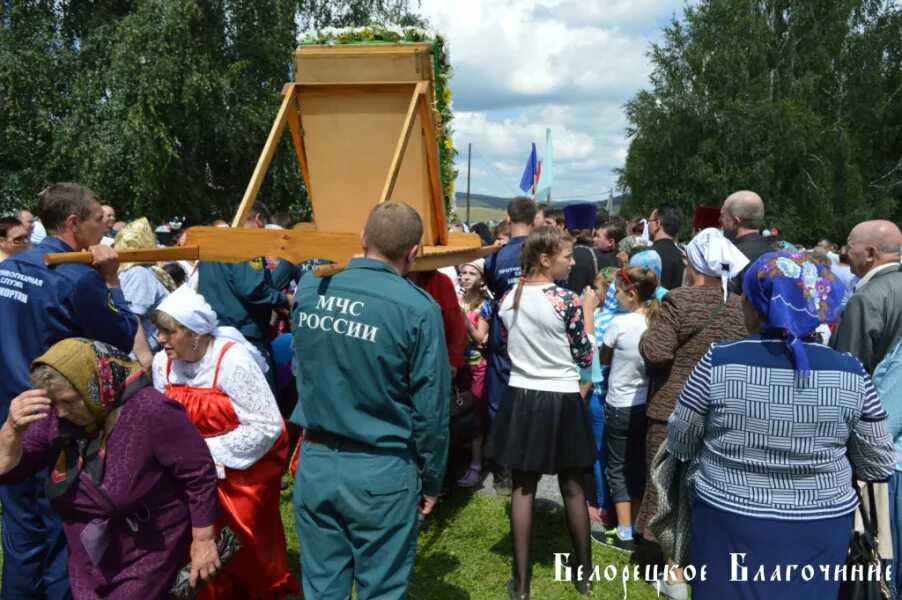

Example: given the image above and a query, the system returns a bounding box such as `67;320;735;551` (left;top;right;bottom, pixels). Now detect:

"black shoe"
506;577;529;600
592;528;636;552
574;579;592;596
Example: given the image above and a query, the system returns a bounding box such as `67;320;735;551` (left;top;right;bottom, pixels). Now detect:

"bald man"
720;190;771;293
830;220;902;374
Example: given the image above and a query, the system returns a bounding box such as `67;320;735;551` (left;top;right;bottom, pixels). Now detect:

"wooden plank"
417;84;448;245
378;81;427;204
185;226;363;264
47;246;201;266
286;91;313;203
312;244;499;277
231;83;297;228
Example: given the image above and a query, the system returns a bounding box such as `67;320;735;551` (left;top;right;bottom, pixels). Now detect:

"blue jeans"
588;391;612;509
888;470;902;599
0;471;70;599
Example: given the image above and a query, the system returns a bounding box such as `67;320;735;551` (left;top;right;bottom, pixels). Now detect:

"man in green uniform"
291;201;450;600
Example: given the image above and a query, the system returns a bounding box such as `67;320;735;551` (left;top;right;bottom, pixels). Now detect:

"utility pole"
466;142;472;227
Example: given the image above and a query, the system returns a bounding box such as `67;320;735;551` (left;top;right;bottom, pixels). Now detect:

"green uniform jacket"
289;258;450;496
199;259;289;343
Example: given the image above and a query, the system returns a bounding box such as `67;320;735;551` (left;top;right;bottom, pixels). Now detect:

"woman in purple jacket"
0;338;221;599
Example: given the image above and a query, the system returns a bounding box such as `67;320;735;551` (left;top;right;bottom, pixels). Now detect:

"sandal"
457;464;482;487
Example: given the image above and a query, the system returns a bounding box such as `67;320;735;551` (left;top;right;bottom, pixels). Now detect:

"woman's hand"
5;390;51;435
189;526;221;588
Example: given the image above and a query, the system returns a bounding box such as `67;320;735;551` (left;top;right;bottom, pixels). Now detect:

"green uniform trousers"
294;440;419;600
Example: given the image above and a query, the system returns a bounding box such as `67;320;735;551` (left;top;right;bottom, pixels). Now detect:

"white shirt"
855;262;899;292
499;284;592;393
603;312;650;407
152;336;282;476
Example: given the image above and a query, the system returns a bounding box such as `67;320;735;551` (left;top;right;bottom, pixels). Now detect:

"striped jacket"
668;334;897;521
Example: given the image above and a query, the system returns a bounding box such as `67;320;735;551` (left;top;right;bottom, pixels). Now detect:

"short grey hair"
724;196;764;230
30;364;73;392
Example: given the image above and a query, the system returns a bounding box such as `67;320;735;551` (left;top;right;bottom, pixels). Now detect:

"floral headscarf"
32;338;150;499
742;252;845;376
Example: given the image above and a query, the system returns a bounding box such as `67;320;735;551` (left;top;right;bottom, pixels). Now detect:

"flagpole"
466;143;472;227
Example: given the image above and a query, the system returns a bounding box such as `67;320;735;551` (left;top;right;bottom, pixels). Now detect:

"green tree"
1;0;425;223
618;0;902;243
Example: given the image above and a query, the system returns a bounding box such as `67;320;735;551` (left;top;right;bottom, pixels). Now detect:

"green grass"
280;487;662;599
455;206;507;224
0;490;662;599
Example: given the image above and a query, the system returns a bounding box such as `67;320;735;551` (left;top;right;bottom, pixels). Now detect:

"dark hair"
535;203;551;217
248;201;271;225
598;222;626;246
545;207;565;226
507;196;537;225
572;229;594;245
655;203;683;237
472;222;495;246
595;206;610;228
364;201;423;260
36;183;99;233
161;263;187;287
271;212;292;229
512;226;571;310
494;221;511;239
0;216;24;238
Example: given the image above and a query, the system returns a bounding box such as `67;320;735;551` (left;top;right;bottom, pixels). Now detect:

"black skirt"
485;386;597;474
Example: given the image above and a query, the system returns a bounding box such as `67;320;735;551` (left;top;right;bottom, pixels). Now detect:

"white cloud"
418;0;688;205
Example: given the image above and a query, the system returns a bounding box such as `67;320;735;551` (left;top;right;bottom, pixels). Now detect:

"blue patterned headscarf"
743;252;846;376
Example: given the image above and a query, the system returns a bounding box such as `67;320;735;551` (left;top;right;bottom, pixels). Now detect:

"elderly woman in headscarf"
0;338;220;599
113;218;176;366
634;228;748;598
150;286;298;599
667;251;897;599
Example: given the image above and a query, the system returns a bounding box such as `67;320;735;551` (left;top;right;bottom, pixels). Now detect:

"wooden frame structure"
47;43;497;271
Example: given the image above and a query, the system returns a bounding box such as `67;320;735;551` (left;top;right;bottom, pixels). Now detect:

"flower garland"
298;25;457;215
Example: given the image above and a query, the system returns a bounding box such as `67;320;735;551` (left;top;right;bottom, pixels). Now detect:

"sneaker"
592;528;636;552
457;465;483;488
654;575;689;600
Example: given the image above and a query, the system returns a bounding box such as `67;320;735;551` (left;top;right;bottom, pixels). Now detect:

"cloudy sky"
417;0;690;202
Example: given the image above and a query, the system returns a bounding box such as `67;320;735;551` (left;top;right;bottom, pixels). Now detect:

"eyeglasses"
0;236;30;246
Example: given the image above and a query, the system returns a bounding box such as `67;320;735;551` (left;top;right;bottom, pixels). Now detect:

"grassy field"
279;487;662;599
453;206;507;225
0;490;662;599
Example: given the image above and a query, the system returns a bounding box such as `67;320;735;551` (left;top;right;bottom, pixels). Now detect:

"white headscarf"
156;286;269;372
685;227;750;302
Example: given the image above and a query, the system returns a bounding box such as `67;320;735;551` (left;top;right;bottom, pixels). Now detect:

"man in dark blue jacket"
0;182;138;599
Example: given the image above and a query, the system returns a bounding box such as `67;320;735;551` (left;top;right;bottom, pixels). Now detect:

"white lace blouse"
152;337;282;475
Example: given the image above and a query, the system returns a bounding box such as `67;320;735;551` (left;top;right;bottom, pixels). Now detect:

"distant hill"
454;192;628;214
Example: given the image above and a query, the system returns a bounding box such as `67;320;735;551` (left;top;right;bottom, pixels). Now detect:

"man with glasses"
0;217;31;260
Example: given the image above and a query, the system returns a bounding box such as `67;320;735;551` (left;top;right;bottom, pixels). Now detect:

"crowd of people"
0;182;901;600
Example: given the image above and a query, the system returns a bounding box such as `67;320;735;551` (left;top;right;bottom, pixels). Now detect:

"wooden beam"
417;84;447;245
232;83;297;228
286;91;313;206
379;81;428;204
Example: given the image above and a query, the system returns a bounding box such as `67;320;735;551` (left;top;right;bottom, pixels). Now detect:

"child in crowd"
580;267;619;527
456;259;492;487
597;265;661;550
485;226;598;598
